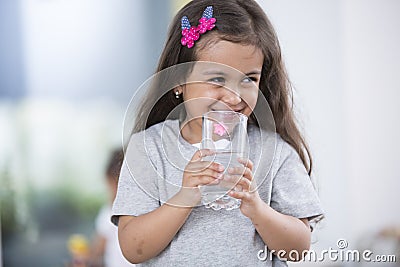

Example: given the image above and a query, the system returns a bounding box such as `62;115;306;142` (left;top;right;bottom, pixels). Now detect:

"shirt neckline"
169;120;200;149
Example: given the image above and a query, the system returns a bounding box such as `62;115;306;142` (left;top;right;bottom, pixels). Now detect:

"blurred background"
0;0;399;266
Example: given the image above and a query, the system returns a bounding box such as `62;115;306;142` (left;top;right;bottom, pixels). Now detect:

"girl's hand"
176;149;225;207
226;158;263;219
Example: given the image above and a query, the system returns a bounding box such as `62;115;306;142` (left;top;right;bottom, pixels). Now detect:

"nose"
221;86;241;106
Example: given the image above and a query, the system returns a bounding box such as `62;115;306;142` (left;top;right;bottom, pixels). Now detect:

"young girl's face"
180;40;263;143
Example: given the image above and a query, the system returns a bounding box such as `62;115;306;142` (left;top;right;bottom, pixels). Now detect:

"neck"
180;118;202;144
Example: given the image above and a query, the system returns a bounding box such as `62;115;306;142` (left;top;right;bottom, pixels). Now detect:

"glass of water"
200;110;249;210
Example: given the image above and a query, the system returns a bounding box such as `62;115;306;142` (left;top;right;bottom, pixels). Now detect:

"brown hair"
134;0;313;175
106;149;124;181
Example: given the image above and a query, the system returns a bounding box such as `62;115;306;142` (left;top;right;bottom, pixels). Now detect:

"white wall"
5;0;170;192
19;0;168;103
260;0;349;251
342;0;400;239
260;0;400;262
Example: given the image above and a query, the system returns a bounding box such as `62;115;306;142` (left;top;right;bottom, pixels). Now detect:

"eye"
208;77;225;85
242;76;258;83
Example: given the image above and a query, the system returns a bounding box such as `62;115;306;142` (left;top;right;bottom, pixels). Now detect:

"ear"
174;85;184;95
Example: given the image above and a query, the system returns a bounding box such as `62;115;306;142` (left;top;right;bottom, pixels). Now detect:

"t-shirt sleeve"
270;141;324;223
111;132;161;226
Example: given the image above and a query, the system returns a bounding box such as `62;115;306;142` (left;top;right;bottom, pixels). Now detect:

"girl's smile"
178;40;264;144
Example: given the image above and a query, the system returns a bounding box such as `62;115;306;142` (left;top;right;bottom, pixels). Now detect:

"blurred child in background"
89;149;133;267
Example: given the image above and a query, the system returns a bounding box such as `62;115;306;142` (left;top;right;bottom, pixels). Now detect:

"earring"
175;91;180;99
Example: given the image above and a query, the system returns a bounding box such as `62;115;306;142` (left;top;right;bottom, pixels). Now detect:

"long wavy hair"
134;0;313;176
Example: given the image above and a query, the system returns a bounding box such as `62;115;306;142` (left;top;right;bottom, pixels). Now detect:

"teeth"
210;108;243;112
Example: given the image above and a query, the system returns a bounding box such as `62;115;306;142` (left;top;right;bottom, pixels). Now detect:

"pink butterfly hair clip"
181;6;217;49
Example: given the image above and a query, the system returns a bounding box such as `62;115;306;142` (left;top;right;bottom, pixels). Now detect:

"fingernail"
202;150;212;157
218;165;225;171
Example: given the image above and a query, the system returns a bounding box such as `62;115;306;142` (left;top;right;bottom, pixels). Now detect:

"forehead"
195;40;264;73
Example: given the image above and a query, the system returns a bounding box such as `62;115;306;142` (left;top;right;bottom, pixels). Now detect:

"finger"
184;175;219;188
227;166;253;181
190;168;224;179
237;157;254;171
224;175;251;191
208;178;221;185
221;175;248;193
190;149;215;163
221;173;242;185
234;184;243;192
228;190;251;200
241;167;253;181
186;161;225;173
198;175;221;186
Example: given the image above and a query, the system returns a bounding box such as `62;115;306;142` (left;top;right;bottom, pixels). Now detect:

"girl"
112;0;324;266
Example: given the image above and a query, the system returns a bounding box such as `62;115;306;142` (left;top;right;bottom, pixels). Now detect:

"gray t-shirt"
112;119;324;266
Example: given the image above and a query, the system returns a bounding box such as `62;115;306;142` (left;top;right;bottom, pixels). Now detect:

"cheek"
183;98;212;111
183;85;219;101
241;89;258;109
182;90;217;118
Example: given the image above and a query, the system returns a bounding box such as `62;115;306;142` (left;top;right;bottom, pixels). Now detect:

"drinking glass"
200;110;249;210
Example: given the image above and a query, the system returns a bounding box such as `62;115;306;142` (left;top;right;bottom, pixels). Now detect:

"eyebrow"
202;70;226;76
202;70;262;76
245;70;262;76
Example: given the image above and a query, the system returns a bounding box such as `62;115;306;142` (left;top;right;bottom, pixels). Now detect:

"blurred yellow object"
67;234;89;256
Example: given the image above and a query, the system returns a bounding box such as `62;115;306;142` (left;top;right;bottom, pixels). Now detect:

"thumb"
190;149;215;163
